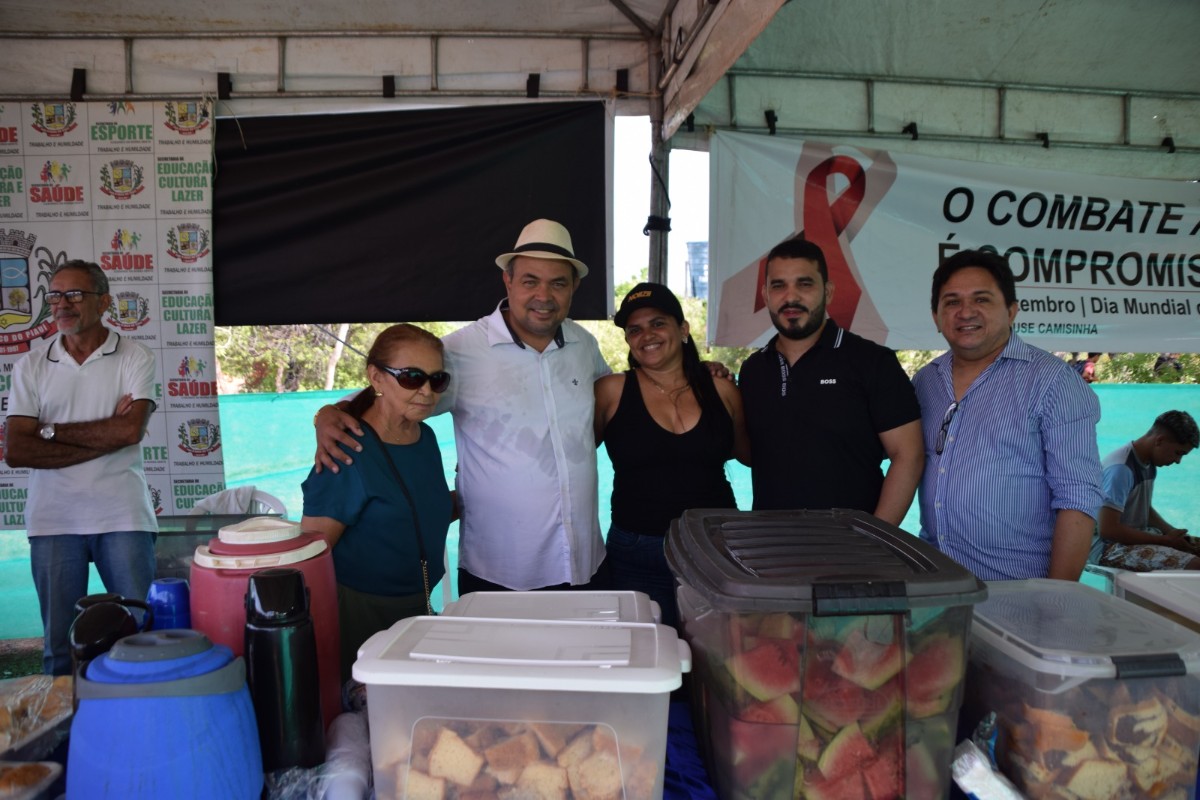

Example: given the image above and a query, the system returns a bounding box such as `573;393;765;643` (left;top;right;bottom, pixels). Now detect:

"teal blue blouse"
302;422;450;596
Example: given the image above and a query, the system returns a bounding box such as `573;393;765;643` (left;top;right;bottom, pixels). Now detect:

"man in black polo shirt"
738;238;923;524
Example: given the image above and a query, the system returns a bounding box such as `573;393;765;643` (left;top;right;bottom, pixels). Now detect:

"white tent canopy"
2;0;1197;270
679;0;1200;180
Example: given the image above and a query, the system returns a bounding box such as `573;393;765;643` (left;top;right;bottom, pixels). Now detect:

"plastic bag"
261;711;373;800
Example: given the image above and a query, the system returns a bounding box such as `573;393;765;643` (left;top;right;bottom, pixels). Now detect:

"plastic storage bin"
666;508;986;800
1114;570;1200;635
442;590;661;624
965;579;1200;800
354;615;689;800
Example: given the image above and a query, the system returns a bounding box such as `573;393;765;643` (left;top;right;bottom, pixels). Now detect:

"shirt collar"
763;318;843;358
487;299;567;350
937;330;1032;375
46;329;120;364
998;331;1036;362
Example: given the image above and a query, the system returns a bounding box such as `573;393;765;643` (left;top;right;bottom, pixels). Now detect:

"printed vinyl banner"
0;100;224;529
710;133;1200;352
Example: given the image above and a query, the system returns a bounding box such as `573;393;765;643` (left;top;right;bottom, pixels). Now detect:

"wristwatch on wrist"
38;422;56;441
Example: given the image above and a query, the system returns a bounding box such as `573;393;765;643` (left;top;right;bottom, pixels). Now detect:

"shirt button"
938;467;945;474
935;502;942;509
947;435;954;443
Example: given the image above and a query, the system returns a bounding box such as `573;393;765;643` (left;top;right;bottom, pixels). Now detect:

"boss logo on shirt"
820;378;837;385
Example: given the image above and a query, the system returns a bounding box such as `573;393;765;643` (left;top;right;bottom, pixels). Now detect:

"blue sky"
613;116;709;291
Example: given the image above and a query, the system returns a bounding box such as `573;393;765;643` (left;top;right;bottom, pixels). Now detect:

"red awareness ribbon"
754;155;866;327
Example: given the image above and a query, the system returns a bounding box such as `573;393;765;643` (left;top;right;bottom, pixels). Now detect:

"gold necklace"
641;370;689;399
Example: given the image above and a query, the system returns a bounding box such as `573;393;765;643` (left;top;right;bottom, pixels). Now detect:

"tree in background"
213;309;1197;392
1096;353;1199;384
216;321;463;393
580;271;755;375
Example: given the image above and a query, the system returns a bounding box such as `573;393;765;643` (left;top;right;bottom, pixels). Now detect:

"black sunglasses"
935;401;959;455
371;362;451;393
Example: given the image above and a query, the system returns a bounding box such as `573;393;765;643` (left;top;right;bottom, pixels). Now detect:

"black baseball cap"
614;282;684;328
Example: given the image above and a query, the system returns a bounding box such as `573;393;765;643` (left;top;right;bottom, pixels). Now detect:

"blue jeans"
29;531;156;675
605;525;679;629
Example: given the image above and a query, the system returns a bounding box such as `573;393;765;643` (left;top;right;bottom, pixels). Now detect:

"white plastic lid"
1115;571;1200;622
217;515;301;544
971;579;1200;683
442;590;662;624
192;537;327;570
354;616;688;693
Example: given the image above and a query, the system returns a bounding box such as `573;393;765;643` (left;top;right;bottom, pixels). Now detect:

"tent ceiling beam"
0;28;652;104
606;0;656;37
0;29;641;41
658;0;787;138
724;68;1200;102
692;124;1199;157
699;67;1200;156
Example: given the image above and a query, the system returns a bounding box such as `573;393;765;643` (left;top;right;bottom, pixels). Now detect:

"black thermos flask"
244;567;326;771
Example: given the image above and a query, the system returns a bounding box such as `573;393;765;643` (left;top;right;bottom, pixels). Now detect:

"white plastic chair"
187;486;288;518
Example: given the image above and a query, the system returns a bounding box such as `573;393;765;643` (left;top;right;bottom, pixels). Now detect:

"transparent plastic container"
354;616;690;800
666;508;987;800
966;579;1200;800
1115;570;1200;635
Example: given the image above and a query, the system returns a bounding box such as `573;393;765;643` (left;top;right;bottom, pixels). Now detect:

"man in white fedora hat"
314;219;611;593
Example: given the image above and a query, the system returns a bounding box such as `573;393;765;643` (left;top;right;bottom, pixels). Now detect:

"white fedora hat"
495;218;588;278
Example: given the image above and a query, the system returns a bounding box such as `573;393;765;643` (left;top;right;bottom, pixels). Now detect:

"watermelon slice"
907;633;964;702
832;628;906;690
803;657;868;733
740;694;799;725
797;714;823;762
908;690;953;719
905;739;945;799
804;768;868;800
860;678;903;738
725;639;800;702
757;612;801;641
863;733;904;800
862;754;902;800
817;723;877;782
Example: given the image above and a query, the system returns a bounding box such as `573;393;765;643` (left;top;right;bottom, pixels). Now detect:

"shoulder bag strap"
361;422;434;615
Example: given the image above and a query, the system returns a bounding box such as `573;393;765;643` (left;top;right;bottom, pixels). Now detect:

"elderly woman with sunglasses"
301;324;455;684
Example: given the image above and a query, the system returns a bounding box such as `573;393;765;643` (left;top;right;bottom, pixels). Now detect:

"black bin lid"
665;508;986;616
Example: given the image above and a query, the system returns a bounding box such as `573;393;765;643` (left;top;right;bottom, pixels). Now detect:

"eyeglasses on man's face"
46;290;105;305
371;362;452;393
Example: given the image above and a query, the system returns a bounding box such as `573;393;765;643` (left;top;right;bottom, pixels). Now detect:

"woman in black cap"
595;282;749;628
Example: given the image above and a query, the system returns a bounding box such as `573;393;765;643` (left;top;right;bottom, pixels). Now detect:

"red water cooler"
190;516;341;730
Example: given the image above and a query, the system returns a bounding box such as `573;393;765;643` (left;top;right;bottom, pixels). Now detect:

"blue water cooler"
68;629;263;799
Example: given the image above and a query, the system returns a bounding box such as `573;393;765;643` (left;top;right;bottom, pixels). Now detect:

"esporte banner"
0;100;224;528
710;133;1200;352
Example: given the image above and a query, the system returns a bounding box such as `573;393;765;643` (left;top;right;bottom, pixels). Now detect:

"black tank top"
604;370;737;536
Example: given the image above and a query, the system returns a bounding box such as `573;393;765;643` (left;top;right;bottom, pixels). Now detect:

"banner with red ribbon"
710;133;1200;353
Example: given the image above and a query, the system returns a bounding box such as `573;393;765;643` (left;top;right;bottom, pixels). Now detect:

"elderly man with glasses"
913;249;1102;582
5;259;158;674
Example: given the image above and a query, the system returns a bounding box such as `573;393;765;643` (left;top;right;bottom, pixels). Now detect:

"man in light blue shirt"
913;249;1103;581
1092;410;1198;571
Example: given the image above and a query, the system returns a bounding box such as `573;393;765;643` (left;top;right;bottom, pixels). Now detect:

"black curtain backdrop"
212;102;607;325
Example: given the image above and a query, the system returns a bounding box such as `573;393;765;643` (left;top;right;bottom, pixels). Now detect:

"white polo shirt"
8;330;158;536
439;302;610;590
